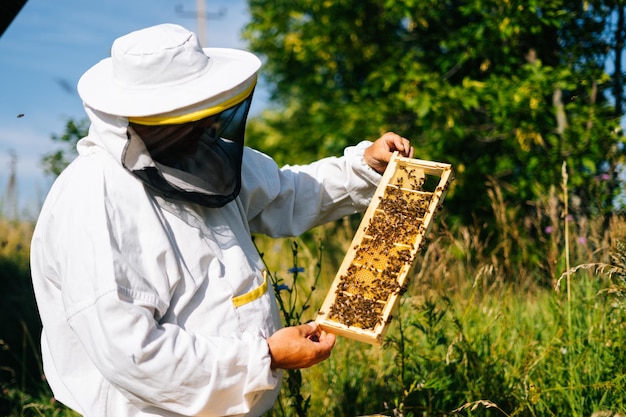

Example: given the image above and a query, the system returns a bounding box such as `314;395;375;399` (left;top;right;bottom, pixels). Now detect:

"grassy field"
1;181;625;416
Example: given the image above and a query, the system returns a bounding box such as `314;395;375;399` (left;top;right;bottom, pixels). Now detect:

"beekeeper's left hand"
363;131;414;173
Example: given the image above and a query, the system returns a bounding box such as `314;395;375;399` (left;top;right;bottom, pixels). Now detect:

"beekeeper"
30;23;414;417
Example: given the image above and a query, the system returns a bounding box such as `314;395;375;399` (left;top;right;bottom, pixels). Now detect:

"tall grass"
0;218;79;417
2;175;626;416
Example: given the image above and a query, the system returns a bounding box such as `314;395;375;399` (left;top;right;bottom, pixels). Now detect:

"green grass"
296;255;626;416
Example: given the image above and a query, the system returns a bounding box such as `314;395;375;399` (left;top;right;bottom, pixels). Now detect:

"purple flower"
288;267;305;274
545;226;554;234
577;236;587;245
274;283;290;292
601;173;611;181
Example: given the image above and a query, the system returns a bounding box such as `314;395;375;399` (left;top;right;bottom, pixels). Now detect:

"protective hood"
78;90;254;207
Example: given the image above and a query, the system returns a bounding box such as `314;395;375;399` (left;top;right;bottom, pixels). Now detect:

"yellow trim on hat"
128;77;256;126
232;270;269;308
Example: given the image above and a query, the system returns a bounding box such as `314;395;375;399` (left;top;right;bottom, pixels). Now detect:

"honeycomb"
315;153;453;345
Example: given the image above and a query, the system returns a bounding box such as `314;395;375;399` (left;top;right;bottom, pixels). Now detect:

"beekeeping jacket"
30;106;381;417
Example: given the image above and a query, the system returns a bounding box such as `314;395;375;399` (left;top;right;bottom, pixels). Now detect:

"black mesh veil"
123;91;254;207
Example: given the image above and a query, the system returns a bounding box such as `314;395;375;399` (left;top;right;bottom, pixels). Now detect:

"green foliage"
296;274;626;417
244;0;626;223
2;387;80;417
386;277;626;417
0;218;59;416
41;119;88;177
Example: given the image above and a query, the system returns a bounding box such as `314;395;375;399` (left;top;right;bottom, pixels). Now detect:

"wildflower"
274;283;289;292
288;266;305;274
601;173;610;181
545;226;554;234
577;236;587;245
560;347;567;355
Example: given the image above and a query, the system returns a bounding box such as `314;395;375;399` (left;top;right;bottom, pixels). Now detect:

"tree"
41;118;88;177
243;0;626;224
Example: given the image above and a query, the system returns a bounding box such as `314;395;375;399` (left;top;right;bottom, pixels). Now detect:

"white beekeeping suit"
30;23;409;417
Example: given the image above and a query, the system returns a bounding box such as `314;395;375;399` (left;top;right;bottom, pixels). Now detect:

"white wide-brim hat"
77;23;262;117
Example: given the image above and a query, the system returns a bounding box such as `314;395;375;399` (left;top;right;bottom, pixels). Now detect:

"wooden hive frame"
315;152;454;345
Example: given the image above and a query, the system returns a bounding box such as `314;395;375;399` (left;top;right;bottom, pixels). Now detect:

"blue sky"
0;0;265;217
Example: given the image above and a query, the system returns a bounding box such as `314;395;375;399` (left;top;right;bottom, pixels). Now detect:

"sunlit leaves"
244;0;625;222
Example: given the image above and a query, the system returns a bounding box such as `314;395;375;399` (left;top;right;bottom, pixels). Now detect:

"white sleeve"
239;141;381;237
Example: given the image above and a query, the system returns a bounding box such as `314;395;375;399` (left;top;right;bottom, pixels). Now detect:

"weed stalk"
561;161;578;416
